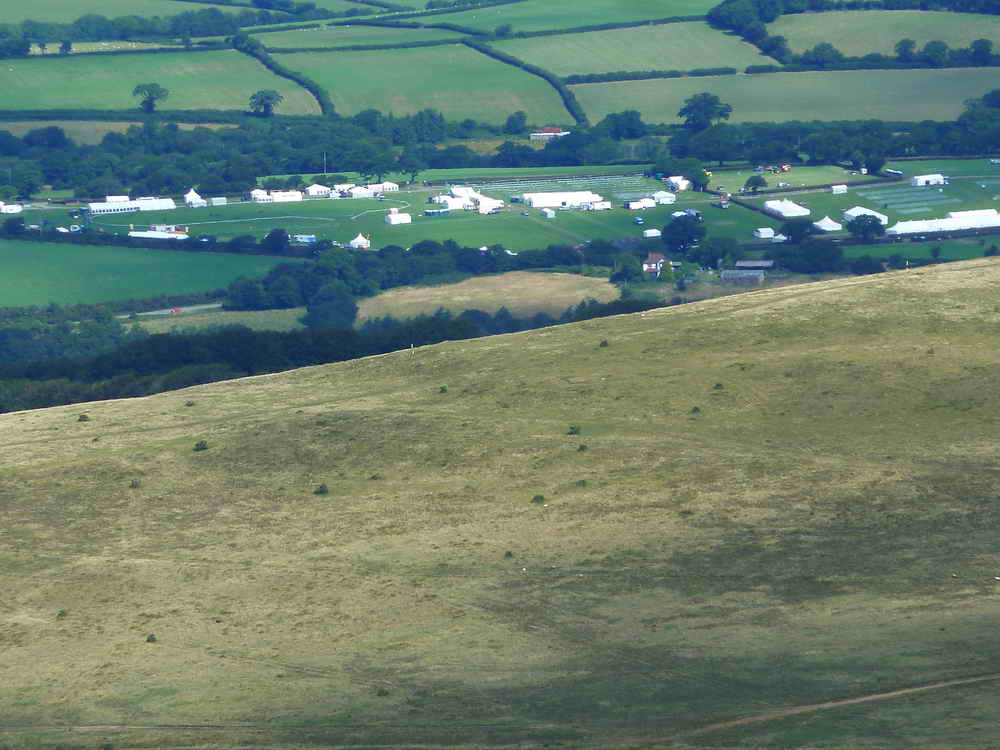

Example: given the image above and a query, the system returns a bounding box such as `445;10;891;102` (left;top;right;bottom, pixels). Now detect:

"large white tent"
812;215;843;232
911;174;945;186
763;199;810;218
522;191;604;209
843;206;889;225
306;184;331;197
652;190;676;205
88;197;176;215
184;188;207;208
886;208;1000;235
349;233;371;249
385;208;412;225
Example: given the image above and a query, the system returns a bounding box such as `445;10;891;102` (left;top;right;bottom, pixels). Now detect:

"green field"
0;50;320;114
421;0;715;33
770;10;1000;56
30;41;180;54
0;120;234;145
494;22;769;75
572;68;1000;123
256;24;465;48
0;240;294;305
272;46;568;122
261;164;651;185
844;237;997;261
7;260;1000;747
0;0;231;24
885;158;1000;178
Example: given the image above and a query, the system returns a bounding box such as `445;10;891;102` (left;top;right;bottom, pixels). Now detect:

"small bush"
713;383;724;390
598;339;609;347
314;483;329;495
193;440;208;452
130;479;142;489
77;414;90;422
531;494;545;504
56;609;67;619
690;406;701;415
439;385;448;393
504;550;513;558
567;424;581;435
146;634;157;643
577;444;588;452
185;400;195;407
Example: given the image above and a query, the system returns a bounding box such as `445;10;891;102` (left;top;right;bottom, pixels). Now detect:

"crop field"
272;46;567;122
770;10;1000;56
255;24;466;49
0;240;294;305
6;260;1000;748
493;22;769;76
419;0;716;34
1;0;228;24
572;67;1000;124
0;120;234;145
138;306;306;334
0;50;320;114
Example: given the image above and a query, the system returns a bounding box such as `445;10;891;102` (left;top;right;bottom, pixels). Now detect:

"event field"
256;24;465;48
0;120;233;145
260;165;649;186
0;50;320;114
0;240;294;305
885;158;1000;178
710;165;881;192
0;0;227;24
770;10;1000;56
272;46;567;122
493;22;769;75
572;68;1000;123
421;0;715;33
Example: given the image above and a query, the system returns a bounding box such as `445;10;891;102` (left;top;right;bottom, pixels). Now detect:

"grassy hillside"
770;10;1000;56
572;67;1000;124
0;50;320;114
0;241;296;305
1;0;230;24
4;260;1000;749
493;22;770;76
272;46;569;122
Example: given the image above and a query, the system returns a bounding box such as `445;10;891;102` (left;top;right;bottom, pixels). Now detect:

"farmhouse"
385;208;412;225
812;215;843;232
843;206;889;225
522;191;603;209
529;126;570;142
911;174;946;187
642;251;666;276
349;233;371;249
305;184;332;197
184;188;207;208
886;208;1000;235
763;199;810;218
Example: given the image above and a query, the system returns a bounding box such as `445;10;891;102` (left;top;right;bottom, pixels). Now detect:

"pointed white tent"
812;215;842;232
843;206;888;225
185;188;207;208
349;233;371;249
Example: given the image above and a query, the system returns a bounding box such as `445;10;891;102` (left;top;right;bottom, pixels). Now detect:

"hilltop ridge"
4;260;1000;749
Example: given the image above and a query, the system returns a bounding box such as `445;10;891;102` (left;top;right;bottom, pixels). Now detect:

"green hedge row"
265;38;460;52
745;58;1000;74
0;108;308;124
462;40;587;125
347;0;413;10
508;14;705;39
234;37;335;114
247;22;323;34
329;17;488;35
343;0;523;22
564;67;737;84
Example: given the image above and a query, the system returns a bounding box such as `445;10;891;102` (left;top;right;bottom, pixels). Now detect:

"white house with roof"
349;233;371;249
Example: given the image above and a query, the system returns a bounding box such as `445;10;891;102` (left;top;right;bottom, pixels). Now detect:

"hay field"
1;0;227;24
493;22;769;76
572;68;1000;123
0;240;295;305
357;271;617;321
5;261;1000;748
256;24;466;48
770;10;1000;56
272;46;568;122
0;120;233;145
0;51;320;114
420;0;716;33
137;306;307;334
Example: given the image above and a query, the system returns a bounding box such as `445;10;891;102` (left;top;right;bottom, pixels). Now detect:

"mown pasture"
0;51;320;114
769;10;1000;56
885;158;1000;178
493;22;769;76
572;68;1000;124
272;46;568;122
0;240;295;305
1;0;229;24
844;237;997;261
6;261;1000;748
418;0;716;33
0;120;234;145
255;24;466;49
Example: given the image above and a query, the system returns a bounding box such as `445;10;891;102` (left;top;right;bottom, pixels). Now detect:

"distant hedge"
563;67;737;84
329;17;488;35
508;15;705;39
462;40;587;125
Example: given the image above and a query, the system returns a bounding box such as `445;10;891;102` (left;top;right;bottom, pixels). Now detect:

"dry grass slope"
4;260;1000;749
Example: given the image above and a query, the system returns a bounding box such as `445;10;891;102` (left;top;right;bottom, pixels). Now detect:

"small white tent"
831;184;848;195
642;228;662;239
385;208;412;225
652;191;676;205
184;188;207;208
753;227;775;239
812;215;843;232
911;174;945;187
349;233;371;249
306;184;331;197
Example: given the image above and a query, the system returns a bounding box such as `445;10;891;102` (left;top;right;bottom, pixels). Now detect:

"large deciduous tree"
847;214;886;242
249;89;284;117
132;83;169;113
678;93;733;132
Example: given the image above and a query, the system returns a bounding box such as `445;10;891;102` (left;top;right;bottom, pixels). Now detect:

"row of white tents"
249;182;400;203
432;186;504;214
887;208;1000;235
